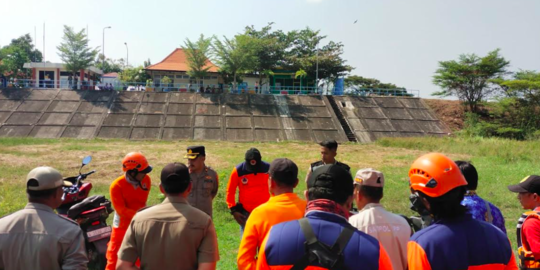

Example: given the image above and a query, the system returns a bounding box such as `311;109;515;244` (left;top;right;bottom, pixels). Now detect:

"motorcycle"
57;156;113;270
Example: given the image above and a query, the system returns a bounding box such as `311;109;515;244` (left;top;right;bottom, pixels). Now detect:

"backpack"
291;218;355;270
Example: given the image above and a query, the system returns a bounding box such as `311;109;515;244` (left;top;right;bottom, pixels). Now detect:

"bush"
496;127;525;140
461;112;525;139
527;130;540;140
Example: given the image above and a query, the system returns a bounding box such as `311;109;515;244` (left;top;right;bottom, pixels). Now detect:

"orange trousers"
105;227;141;270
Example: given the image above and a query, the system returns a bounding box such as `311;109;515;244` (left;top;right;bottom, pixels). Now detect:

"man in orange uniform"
105;152;152;270
237;158;306;270
226;148;270;236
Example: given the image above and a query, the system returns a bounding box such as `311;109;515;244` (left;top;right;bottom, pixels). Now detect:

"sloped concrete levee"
332;96;450;143
0;89;449;142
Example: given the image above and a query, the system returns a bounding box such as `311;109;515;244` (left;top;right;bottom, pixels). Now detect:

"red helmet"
122;152;152;173
409;153;467;198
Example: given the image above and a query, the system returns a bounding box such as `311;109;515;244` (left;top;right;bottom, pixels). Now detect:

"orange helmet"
409;153;467;198
122;152;152;173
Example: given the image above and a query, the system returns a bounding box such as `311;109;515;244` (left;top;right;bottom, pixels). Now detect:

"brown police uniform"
185;145;219;218
118;196;219;270
0;167;88;270
0;203;88;270
189;166;219;218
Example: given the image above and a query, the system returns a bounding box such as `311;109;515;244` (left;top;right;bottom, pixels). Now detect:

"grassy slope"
0;136;536;269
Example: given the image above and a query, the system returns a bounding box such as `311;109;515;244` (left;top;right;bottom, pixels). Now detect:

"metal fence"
0;79;419;97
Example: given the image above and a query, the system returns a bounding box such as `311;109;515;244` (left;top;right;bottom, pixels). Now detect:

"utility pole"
124;42;128;68
315;41;319;94
43;23;45;62
34;26;36;62
102;26;112;67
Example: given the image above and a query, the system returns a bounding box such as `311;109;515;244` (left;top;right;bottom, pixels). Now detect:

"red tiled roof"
103;72;119;78
145;48;219;72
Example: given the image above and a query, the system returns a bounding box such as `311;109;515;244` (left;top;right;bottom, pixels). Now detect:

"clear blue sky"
4;0;539;97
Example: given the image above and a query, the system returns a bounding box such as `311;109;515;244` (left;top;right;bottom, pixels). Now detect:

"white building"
23;62;103;89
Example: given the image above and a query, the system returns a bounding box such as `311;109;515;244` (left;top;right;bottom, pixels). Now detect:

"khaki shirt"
0;203;88;270
118;196;219;270
188;166;218;218
349;203;411;270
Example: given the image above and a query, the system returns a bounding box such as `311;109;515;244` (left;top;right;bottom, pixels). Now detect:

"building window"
211;76;218;79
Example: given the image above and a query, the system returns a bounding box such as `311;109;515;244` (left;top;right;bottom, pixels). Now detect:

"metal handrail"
0;79;419;97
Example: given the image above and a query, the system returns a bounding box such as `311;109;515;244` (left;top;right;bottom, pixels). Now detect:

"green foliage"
345;75;403;89
460;111;526;140
161;76;171;85
0;34;42;78
143;58;151;68
433;49;510;113
120;66;149;82
182;34;212;80
284;28;353;82
57;25;99;76
294;69;307;79
244;23;287;86
212;34;258;84
95;56;123;74
528;130;540;140
344;75;409;96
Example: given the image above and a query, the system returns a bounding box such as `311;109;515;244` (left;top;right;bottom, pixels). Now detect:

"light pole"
102;26;111;68
315;41;319;94
124;42;129;68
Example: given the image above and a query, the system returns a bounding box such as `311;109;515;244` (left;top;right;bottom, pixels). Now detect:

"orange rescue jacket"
109;174;151;230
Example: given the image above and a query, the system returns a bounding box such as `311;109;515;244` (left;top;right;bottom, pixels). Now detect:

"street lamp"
124;42;128;68
102;26;112;68
315;41;319;94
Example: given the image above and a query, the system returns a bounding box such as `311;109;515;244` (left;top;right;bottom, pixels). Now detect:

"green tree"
244;23;287;87
143;58;152;68
284;28;352;85
120;66;149;82
95;55;123;74
0;34;42;78
493;71;540;133
497;70;540;100
161;76;172;90
433;49;510;113
344;75;407;96
57;25;99;77
183;34;212;83
295;69;307;90
212;34;258;86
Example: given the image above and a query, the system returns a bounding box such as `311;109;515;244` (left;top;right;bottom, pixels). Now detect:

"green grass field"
0;136;538;269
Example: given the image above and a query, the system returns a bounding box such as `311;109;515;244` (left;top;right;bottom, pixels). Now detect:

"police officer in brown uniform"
305;139;350;183
0;167;88;270
117;163;219;270
185;145;219;218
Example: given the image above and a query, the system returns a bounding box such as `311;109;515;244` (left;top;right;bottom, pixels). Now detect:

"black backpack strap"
299;218;318;244
291;218;355;270
291;218;317;270
330;225;354;255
